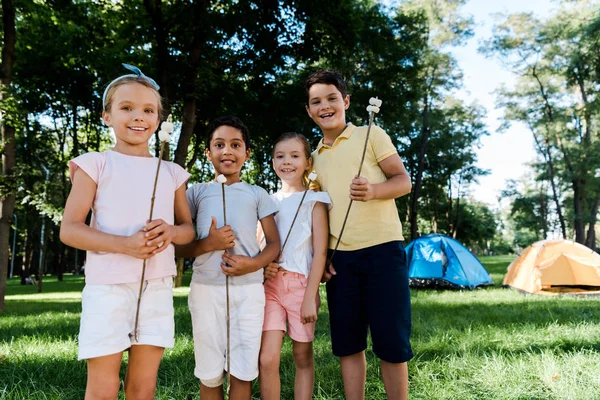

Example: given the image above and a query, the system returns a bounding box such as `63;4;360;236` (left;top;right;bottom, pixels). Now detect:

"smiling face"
272;138;311;190
206;125;250;183
102;82;160;156
305;83;350;138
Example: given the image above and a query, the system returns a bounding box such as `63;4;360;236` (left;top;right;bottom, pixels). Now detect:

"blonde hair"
273;132;313;187
102;76;163;118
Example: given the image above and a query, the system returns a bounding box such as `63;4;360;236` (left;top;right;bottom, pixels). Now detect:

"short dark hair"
304;70;348;103
206;115;251;150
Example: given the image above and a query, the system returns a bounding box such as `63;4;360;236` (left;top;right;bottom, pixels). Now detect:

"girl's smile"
102;82;160;157
273;138;311;193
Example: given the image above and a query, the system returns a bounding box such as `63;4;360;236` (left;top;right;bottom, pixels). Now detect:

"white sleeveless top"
272;190;331;277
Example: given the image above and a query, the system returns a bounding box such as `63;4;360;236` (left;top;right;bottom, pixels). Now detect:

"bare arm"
169;184;195;244
301;201;329;323
349;153;412;201
59;168;156;259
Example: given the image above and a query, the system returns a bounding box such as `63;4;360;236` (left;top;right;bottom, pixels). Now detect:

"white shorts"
188;282;265;383
78;276;174;360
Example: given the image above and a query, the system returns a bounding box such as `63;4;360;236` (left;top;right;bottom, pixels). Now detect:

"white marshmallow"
308;171;317;181
216;174;227;184
160;121;174;134
366;105;380;114
158;130;171;142
369;97;383;107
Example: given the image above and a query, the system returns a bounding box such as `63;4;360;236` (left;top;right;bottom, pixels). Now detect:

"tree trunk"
585;195;599;250
539;184;548;240
450;174;463;239
530;127;567;238
172;2;208;286
0;0;16;311
174;258;185;287
143;0;172;158
409;94;430;240
37;217;49;293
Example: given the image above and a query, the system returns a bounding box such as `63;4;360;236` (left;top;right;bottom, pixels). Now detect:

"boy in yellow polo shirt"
305;70;413;400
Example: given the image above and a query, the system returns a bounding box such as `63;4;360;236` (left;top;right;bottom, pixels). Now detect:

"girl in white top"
259;132;331;400
60;65;194;399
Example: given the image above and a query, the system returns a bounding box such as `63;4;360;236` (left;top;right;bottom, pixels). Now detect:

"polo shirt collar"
316;123;356;152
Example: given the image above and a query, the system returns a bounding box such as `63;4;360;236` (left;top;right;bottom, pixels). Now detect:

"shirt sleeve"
256;186;278;220
171;162;191;190
370;125;397;163
186;184;200;221
308;190;332;210
68;152;105;184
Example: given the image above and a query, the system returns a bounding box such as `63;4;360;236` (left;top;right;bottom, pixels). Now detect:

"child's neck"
280;179;305;193
216;174;242;185
112;143;152;158
322;123;348;146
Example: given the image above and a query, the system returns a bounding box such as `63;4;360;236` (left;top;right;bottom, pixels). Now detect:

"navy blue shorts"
326;241;413;363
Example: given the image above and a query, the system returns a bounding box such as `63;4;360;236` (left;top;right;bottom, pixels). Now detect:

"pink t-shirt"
69;150;190;285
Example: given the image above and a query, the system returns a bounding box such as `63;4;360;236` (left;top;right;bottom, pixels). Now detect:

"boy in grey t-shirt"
176;116;279;399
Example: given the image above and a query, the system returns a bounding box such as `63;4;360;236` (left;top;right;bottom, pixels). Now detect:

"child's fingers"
152;239;172;254
301;314;317;324
144;219;165;231
221;262;241;276
222;252;235;264
329;263;337;275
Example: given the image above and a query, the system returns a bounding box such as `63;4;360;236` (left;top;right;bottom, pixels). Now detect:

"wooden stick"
280;176;316;253
134;141;166;342
220;179;232;397
326;108;377;270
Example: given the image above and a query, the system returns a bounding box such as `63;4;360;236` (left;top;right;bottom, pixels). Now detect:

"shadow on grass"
413;296;600;329
412;298;600;360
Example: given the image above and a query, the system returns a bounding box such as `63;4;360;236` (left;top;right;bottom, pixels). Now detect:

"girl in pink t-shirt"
259;132;330;400
60;65;194;399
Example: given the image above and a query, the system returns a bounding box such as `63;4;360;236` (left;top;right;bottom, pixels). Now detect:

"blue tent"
405;234;493;290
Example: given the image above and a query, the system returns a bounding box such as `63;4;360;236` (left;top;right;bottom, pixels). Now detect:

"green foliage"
1;0;499;277
484;0;600;248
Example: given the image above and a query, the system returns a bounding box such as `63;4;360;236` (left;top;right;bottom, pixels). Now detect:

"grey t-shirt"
187;181;278;285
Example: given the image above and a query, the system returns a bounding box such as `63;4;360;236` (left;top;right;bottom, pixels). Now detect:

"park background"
1;0;600;398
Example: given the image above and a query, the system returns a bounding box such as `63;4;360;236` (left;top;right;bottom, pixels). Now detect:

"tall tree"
484;2;600;248
0;0;16;310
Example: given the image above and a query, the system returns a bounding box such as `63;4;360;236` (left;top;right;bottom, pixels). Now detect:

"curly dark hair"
206;115;251;150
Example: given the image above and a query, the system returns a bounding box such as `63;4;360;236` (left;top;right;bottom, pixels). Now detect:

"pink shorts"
263;270;320;342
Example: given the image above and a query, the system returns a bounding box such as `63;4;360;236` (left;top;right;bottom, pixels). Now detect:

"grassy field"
2;255;600;399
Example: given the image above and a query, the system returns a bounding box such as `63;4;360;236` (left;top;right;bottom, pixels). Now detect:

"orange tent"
503;240;600;295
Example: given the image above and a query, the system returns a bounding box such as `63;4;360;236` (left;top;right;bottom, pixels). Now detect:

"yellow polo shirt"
311;123;404;250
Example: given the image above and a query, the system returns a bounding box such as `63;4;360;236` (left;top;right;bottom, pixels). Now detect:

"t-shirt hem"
85;271;175;285
328;236;404;251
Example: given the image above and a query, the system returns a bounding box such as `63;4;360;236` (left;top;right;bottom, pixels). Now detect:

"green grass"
3;255;600;399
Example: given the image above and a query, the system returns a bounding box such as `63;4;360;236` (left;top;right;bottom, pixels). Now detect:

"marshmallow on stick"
133;114;174;341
